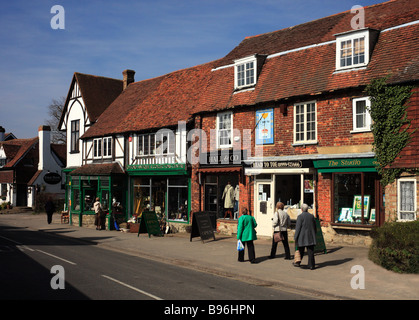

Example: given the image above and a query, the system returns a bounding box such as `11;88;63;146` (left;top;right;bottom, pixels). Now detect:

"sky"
0;0;383;139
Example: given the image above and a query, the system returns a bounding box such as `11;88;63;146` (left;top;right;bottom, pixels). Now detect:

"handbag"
237;240;244;251
273;232;284;242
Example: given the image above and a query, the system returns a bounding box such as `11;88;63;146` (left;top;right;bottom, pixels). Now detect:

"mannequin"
222;181;235;219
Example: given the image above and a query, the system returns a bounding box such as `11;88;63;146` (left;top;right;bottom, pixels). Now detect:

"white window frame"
397;178;417;221
137;133;156;157
103;137;112;158
93;137;112;159
156;130;175;156
352;97;372;132
234;55;257;89
293;101;317;145
93;138;102;159
217;111;233;149
336;29;370;71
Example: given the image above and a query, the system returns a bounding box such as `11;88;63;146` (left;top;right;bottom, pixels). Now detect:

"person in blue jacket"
237;208;257;263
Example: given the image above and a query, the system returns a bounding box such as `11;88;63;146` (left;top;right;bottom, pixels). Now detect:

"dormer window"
234;55;257;89
335;29;374;71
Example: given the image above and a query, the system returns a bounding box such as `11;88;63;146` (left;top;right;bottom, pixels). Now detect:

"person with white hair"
293;203;317;270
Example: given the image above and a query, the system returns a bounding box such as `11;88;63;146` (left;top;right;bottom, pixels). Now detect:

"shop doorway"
204;174;239;219
255;180;274;236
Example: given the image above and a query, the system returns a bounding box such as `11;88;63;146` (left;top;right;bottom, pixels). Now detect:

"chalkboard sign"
137;211;162;238
190;212;215;243
314;218;327;253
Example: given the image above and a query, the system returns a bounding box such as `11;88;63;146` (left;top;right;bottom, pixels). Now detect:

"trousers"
270;231;291;259
298;245;315;268
238;240;255;263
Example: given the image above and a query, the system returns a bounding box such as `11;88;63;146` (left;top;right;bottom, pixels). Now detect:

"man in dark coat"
294;203;317;270
45;198;56;224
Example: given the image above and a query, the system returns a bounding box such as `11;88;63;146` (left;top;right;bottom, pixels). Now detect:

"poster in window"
352;195;370;219
256;109;274;145
338;208;353;222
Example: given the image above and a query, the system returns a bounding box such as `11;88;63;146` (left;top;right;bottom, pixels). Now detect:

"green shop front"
314;156;385;228
127;163;191;232
65;163;128;229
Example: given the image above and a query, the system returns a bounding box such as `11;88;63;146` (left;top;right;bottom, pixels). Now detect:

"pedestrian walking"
269;202;291;259
94;197;104;230
293;203;317;270
45;197;55;224
237;208;257;263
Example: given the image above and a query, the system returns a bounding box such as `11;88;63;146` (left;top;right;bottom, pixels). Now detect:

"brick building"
60;0;418;242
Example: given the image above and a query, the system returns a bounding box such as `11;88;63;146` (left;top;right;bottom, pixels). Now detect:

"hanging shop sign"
43;172;62;185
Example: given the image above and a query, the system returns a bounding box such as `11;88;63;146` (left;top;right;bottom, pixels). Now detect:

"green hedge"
368;221;419;274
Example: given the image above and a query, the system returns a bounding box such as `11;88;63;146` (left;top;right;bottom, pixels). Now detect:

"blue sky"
0;0;382;138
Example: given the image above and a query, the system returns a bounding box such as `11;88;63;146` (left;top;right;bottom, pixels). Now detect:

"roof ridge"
243;0;399;40
74;72;122;82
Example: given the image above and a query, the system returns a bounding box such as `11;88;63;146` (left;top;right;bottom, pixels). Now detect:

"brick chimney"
0;126;5;141
122;69;135;90
38;125;51;171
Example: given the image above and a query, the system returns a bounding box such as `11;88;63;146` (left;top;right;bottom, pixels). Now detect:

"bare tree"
46;97;66;144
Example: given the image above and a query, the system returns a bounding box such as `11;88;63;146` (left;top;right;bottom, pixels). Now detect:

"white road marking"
0;235;34;252
101;275;163;300
36;249;77;265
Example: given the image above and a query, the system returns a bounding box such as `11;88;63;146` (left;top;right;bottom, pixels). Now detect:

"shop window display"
333;173;377;224
133;176;189;222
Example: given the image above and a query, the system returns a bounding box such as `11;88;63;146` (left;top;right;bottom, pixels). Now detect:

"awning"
198;167;242;174
313;158;378;173
70;163;125;176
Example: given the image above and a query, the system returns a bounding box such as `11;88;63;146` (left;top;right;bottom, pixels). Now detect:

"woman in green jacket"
237;208;257;263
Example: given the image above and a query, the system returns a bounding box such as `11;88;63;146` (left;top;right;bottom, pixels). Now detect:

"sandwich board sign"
137;211;162;238
190;212;215;243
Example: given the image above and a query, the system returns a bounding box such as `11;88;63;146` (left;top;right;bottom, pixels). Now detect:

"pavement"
0;210;418;300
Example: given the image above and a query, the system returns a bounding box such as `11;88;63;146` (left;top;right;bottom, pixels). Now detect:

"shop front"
66;163;127;229
314;157;384;228
127;163;190;232
198;150;245;234
245;159;315;237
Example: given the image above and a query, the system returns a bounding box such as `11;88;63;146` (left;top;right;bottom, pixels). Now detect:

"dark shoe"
268;256;275;259
250;260;257;264
310;266;316;270
293;262;301;267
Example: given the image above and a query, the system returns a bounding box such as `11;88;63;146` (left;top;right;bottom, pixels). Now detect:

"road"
0;223;315;302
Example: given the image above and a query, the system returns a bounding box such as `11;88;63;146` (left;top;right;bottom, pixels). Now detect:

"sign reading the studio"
43;172;62;185
200;150;247;166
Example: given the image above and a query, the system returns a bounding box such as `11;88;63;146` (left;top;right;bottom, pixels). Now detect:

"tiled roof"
75;73;123;123
0;138;38;168
81;0;419;139
214;0;419;68
59;73;123;129
81;61;217;138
